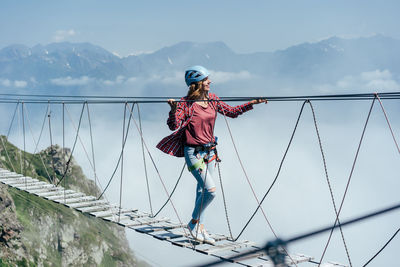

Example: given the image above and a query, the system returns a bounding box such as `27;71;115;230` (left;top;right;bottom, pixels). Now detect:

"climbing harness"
187;139;221;172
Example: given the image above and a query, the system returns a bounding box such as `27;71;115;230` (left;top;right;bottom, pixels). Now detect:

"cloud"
53;29;76;42
0;78;27;88
103;75;125;86
50;76;93;86
315;69;400;93
0;79;11;87
14;80;27;88
209;70;253;83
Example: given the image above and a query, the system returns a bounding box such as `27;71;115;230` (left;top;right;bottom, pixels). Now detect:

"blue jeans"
184;146;217;224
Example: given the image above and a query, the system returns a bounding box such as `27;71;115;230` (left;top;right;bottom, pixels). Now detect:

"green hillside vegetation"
0;136;146;266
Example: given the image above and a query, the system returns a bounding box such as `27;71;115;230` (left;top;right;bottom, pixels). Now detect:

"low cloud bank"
315;69;400;93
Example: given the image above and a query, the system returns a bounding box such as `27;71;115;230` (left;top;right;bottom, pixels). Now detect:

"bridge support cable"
0;102;19;172
0;91;400;105
318;97;376;265
62;102;66;202
97;103;134;200
220;102;300;267
363;227;400;266
61;103;108;202
6;101;20;139
63;104;99;184
375;93;400;155
16;103;23;176
151;162;186;218
126;103;192;246
137;103;153;216
56;103;86;187
48;102;58;185
221;107;278;239
232;101;307;243
118;103;127;223
22;102;27;187
86;102;99;196
22;104;53;183
308;101;352;266
217;162;234;240
0;135;16;172
32;103;50;154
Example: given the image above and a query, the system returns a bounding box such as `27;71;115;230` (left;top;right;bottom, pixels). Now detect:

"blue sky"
1;0;399;55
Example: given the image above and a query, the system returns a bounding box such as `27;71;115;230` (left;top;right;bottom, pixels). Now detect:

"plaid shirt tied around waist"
156;93;254;157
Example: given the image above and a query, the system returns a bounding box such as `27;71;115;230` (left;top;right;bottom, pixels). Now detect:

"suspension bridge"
0;92;399;267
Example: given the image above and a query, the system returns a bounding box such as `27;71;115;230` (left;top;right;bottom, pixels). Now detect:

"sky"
1;1;400;266
1;0;400;56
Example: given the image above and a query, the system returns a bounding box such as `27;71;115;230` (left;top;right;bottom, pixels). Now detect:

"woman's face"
202;77;211;92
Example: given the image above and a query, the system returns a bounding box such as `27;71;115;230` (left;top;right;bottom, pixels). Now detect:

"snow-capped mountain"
0;35;399;94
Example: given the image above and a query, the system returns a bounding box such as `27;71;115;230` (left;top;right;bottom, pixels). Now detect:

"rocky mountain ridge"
1;34;399;88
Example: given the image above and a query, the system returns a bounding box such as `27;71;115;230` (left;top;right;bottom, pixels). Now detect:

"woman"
157;66;267;244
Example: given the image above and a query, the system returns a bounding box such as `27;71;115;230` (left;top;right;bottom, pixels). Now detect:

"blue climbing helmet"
184;65;209;86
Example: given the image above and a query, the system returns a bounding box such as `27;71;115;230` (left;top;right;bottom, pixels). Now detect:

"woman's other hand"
167;99;177;112
250;98;268;105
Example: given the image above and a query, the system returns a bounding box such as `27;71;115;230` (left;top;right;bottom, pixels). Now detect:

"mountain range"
0;34;399;94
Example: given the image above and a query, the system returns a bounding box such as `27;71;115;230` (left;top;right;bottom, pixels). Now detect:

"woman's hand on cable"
250;98;268;105
167;99;177;112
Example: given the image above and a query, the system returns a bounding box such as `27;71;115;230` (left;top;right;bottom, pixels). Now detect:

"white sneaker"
201;228;216;245
187;222;204;242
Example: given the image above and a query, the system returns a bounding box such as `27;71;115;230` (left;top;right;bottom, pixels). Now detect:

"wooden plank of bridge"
134;221;183;234
29;187;67;195
123;216;170;228
101;210;143;222
125;210;152;219
229;251;313;267
78;204;114;213
196;240;256;255
90;208;135;218
47;192;86;201
285;253;314;265
15;183;54;191
0;174;23;179
66;199;108;209
12;181;47;187
151;228;187;241
24;184;56;192
0;177;36;185
4;178;39;185
320;262;347;267
37;189;75;197
59;196;97;204
0;175;24;181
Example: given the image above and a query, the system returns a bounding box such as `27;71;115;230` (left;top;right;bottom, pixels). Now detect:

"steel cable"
98;103;134;199
233;101;307;241
318;97;376;265
137;104;154;216
363;227;400;266
22;104;53;183
56;103;86;186
125;102;192;246
151;162;186;218
220;102;299;266
308;101;352;266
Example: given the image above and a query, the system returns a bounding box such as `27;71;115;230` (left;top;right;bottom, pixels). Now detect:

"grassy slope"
0;137;144;266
